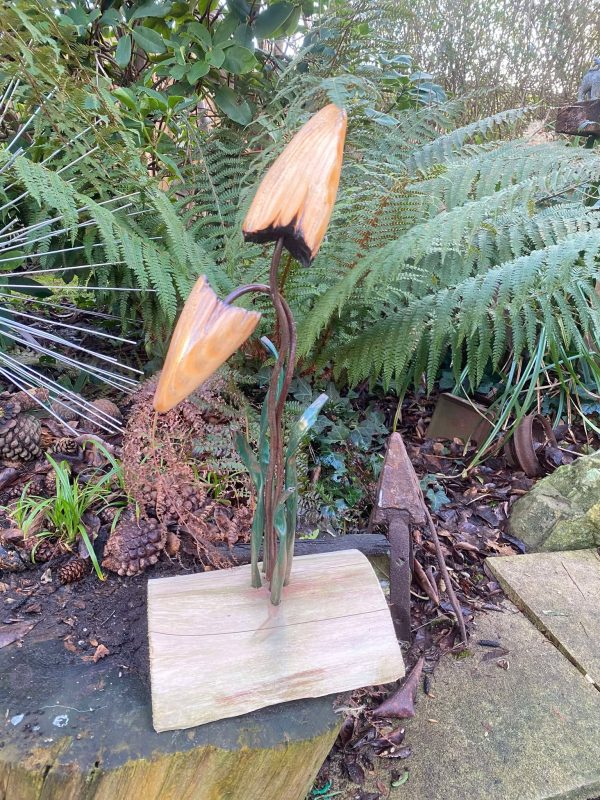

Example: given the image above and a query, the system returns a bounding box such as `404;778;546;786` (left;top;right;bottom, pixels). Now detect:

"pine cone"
102;509;166;577
44;470;57;496
0;408;42;464
59;557;89;584
6;388;48;412
98;505;119;525
50;400;80;423
89;398;122;431
48;437;79;456
156;482;202;523
26;537;64;563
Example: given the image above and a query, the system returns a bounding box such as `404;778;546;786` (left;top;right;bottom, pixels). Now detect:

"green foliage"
11;447;127;579
235;339;327;601
295;380;389;529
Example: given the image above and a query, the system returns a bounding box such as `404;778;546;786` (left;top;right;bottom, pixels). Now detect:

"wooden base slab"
148;549;404;732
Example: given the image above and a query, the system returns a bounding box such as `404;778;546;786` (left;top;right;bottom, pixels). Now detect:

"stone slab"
353;602;600;800
487;550;600;687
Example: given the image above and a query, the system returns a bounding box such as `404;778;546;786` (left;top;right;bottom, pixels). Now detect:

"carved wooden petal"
153;276;261;413
242;104;347;267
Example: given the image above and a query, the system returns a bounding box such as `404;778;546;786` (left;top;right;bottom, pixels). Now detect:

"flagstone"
488;549;600;686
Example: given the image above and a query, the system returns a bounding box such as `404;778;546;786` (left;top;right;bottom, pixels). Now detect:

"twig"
423;505;468;646
413;558;440;605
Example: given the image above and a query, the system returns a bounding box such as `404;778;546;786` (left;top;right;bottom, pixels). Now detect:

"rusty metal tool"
370;432;426;642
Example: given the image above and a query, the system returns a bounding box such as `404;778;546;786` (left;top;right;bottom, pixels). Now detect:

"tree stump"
0;628;343;800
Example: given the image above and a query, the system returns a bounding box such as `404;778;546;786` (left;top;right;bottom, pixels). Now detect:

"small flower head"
153;276;261;413
242;104;347;267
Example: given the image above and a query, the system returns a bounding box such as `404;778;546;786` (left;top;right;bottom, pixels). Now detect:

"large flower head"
242;104;347;267
153;276;261;413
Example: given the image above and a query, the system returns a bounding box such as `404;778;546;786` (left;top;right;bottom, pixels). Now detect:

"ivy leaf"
222;45;257;75
186;60;210;83
253;2;294;38
214;86;252;125
115;34;132;67
130;1;173;20
132;25;167;54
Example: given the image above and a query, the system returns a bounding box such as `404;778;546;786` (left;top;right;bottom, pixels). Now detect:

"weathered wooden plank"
223;532;390;564
148;550;404;732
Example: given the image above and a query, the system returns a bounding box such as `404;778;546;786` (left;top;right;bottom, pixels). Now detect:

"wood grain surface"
148;549;404;731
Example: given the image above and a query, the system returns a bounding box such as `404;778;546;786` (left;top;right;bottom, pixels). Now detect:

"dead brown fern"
122;373;254;566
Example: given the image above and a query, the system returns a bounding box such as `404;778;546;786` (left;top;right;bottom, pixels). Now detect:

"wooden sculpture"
153;104;347;604
148;105;405;732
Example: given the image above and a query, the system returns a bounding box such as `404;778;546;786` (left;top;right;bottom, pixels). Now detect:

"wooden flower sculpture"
153;276;260;413
154;104;347;604
243;103;347;266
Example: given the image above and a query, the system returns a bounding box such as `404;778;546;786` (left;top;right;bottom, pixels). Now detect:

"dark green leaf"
115;34;132;67
130;1;173;21
7;277;52;298
100;8;121;26
0;250;24;270
233;23;254;48
222;45;257;74
169;64;187;80
227;0;251;18
132;25;167;54
186;60;210;82
253;2;294;38
280;5;301;35
214;86;252;124
188;21;212;50
112;87;138;111
213;13;241;45
206;47;225;68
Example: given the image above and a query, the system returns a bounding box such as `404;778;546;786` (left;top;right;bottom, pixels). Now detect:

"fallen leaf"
378;745;412;760
344;758;365;785
0;582;9;593
336;716;355;747
372;726;405;750
92;644;109;662
371;657;425;720
480;647;510;663
0;621;35;649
